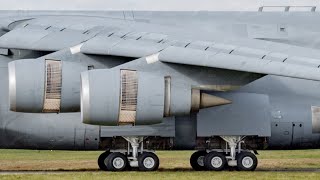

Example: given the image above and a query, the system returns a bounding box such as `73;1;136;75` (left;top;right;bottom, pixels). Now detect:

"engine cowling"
9;59;87;113
81;69;231;126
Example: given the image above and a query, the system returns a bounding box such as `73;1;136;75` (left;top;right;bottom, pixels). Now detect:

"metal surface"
197;156;205;167
113;157;125;169
164;76;171;117
269;122;293;147
198;93;271;137
211;157;223;168
242;157;254;168
143;157;155;169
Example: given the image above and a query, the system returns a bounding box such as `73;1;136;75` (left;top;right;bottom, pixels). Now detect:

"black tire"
204;151;227;171
98;151;111;171
190;151;207;171
106;152;128;171
138;152;160;171
236;152;258;171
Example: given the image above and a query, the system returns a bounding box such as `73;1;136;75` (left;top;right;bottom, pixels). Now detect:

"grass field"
0;149;320;179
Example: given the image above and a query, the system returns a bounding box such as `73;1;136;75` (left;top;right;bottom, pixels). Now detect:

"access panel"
292;122;304;147
269;122;292;147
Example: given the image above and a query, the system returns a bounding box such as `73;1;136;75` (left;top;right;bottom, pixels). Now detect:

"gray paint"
8;48;131;113
0;25;51;49
1;11;320;151
81;36;168;58
9;59;45;112
197;92;271;137
136;72;164;125
169;81;192;116
159;46;320;81
60;61;87;112
82;69;121;126
0;54;100;150
174;113;197;149
100;118;175;137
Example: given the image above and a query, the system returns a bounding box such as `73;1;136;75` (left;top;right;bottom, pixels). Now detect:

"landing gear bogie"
190;136;258;172
98;136;160;172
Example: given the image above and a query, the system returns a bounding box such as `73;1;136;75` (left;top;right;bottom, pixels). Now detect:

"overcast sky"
0;0;318;11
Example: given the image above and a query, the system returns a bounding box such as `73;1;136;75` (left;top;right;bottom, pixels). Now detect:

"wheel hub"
211;157;223;168
197;156;205;166
242;157;254;168
113;157;125;169
143;157;155;169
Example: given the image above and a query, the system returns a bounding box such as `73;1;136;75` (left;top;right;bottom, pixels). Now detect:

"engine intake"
9;58;87;113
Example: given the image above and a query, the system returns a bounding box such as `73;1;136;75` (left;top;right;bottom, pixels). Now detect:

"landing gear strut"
190;136;258;171
98;136;159;171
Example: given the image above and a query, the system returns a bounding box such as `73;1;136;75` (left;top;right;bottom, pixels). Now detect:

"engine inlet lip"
80;71;90;123
8;62;17;112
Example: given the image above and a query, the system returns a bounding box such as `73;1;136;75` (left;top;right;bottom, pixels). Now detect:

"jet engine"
81;69;231;126
9;59;87;113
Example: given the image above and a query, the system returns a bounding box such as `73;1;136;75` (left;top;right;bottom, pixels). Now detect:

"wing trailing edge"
159;46;320;81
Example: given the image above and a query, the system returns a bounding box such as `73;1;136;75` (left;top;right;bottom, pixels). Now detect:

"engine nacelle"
81;69;231;126
9;59;87;113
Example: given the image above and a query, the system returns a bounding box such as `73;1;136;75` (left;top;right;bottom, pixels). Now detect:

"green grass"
0;149;320;179
2;172;320;180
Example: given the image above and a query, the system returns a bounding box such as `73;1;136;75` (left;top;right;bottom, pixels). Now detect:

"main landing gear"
190;136;258;171
98;136;159;172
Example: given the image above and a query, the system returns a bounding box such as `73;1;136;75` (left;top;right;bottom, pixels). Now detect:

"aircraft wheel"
98;151;111;171
106;152;128;171
190;151;207;171
204;151;227;171
236;152;258;171
138;152;159;171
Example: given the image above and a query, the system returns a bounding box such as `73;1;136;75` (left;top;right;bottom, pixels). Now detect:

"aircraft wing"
81;36;320;81
2;17;320;82
158;46;320;81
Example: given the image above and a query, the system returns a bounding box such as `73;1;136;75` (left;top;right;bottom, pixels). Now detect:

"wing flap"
81;36;168;58
0;26;97;51
0;26;51;49
32;29;95;51
159;46;320;81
